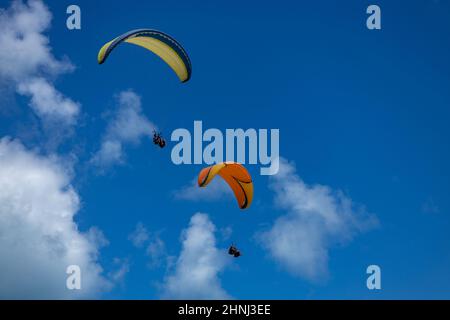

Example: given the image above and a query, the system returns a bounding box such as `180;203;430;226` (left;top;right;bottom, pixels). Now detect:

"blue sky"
0;0;449;299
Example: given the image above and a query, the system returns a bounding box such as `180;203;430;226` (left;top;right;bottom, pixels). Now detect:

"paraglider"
228;244;241;258
153;131;166;148
197;162;253;209
98;29;192;82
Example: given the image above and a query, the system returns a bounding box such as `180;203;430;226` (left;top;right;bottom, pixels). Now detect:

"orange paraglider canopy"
197;162;253;209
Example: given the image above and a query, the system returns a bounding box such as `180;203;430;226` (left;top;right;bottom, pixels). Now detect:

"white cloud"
0;137;110;299
146;235;167;268
91;90;156;169
17;78;79;124
108;258;130;284
161;213;231;299
0;0;79;125
128;222;168;268
174;177;233;202
257;158;378;281
91;140;123;167
86;226;110;249
128;222;150;248
0;0;70;80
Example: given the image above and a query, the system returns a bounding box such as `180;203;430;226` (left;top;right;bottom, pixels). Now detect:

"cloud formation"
128;222;150;248
0;0;80;125
161;213;230;299
257;158;378;281
129;222;168;268
17;77;79;124
108;258;130;284
91;90;156;169
0;138;110;299
146;235;167;268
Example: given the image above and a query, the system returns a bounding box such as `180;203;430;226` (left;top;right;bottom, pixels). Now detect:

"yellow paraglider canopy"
197;162;253;210
97;29;192;82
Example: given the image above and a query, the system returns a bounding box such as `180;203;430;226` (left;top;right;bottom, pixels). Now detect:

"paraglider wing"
197;162;253;209
97;29;192;82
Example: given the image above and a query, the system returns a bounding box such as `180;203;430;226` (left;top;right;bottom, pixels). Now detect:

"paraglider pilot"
228;244;241;258
153;131;166;148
